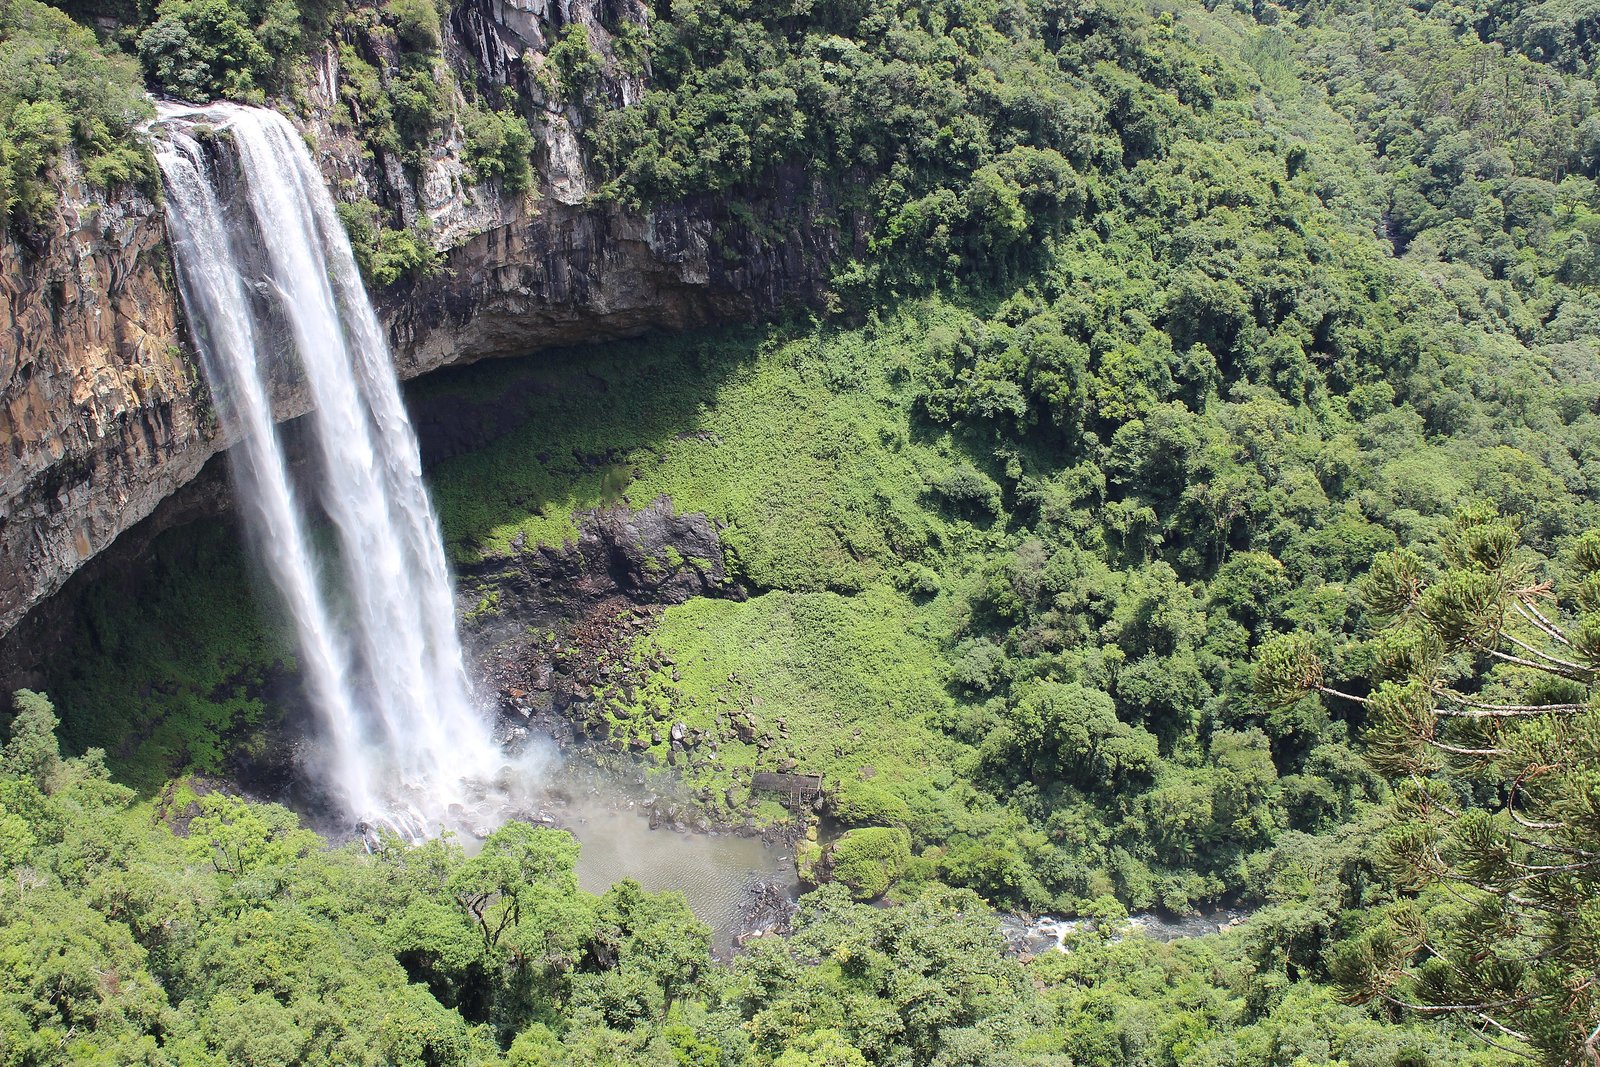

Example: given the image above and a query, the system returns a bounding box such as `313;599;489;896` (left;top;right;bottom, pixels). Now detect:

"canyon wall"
0;0;839;638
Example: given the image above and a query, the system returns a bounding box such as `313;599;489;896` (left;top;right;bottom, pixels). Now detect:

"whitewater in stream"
153;103;505;834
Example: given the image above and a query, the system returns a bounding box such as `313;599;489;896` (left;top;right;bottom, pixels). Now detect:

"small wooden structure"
752;771;824;810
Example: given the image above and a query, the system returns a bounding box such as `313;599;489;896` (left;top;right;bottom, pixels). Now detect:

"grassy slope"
421;313;989;591
420;309;1005;833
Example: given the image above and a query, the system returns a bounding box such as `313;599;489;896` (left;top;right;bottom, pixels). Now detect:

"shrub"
1;100;68;221
931;463;1002;517
138;0;271;102
391;62;448;149
462;102;533;195
335;196;441;286
896;561;941;597
336;43;398;153
386;0;441;52
0;0;153;225
827;827;911;900
546;23;602;100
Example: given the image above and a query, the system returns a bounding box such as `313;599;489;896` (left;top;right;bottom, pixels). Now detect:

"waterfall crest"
154;102;502;834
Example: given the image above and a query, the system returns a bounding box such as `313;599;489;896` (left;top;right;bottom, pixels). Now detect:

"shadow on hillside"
8;323;772;796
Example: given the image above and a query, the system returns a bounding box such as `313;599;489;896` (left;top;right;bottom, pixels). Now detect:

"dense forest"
4;0;1600;1062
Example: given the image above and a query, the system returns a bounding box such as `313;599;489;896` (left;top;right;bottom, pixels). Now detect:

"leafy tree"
773;1029;871;1067
138;0;273;101
0;0;153;226
1258;511;1600;1062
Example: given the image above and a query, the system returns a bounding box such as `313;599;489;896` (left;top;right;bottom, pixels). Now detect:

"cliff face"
389;171;838;377
0;0;838;638
0;169;205;638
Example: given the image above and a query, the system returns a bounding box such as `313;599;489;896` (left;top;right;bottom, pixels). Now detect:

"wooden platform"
752;772;824;795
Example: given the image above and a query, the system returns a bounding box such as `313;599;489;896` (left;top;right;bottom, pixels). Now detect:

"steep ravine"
0;0;838;639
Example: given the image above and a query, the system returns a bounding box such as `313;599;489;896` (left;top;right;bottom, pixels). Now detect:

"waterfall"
153;102;502;834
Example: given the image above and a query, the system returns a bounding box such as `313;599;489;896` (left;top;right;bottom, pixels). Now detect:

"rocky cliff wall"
0;165;203;638
0;0;838;639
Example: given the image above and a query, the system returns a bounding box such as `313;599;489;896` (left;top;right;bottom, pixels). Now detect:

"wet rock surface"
465;496;763;825
0;167;199;638
998;906;1256;957
466;494;732;649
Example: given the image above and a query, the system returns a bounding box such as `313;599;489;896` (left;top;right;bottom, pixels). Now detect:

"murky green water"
564;802;796;950
518;756;797;953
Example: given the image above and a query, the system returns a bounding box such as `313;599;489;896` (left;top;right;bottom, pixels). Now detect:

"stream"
998;906;1252;955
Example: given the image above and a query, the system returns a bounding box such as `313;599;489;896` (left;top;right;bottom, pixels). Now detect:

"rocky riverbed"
998;906;1253;957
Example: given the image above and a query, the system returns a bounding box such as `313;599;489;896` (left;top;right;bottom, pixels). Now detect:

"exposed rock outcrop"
0;0;837;638
0;168;205;637
465;493;732;657
389;172;836;379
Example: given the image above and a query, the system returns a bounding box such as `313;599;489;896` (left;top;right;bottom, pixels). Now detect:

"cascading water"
153;102;504;834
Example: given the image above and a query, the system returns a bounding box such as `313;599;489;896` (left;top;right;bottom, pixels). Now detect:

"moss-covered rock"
826;827;911;901
827;778;912;829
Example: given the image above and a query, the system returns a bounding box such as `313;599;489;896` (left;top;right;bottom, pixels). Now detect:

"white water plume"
153;101;510;835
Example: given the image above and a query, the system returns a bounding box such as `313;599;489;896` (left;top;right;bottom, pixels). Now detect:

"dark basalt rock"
462;494;731;655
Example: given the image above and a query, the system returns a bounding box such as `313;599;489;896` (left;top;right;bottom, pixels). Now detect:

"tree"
773;1028;871;1067
573;879;710;1027
3;689;62;786
1003;682;1159;790
1256;510;1600;1063
449;822;584;955
137;0;272;101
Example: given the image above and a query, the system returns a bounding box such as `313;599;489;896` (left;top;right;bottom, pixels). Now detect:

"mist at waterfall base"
153;102;543;838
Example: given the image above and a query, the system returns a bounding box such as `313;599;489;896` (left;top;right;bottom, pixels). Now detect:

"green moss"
607;586;965;833
827;827;912;900
829;778;913;828
418;334;747;563
465;586;501;623
795;838;824;885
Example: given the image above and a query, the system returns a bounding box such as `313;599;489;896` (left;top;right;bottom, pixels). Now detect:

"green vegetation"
40;520;293;793
13;0;1600;1058
605;587;961;833
463;96;535;195
417;0;1600;1051
0;0;153;227
1259;512;1600;1063
138;0;275;101
823;827;912;899
0;695;1499;1065
337;194;443;285
137;0;344;103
